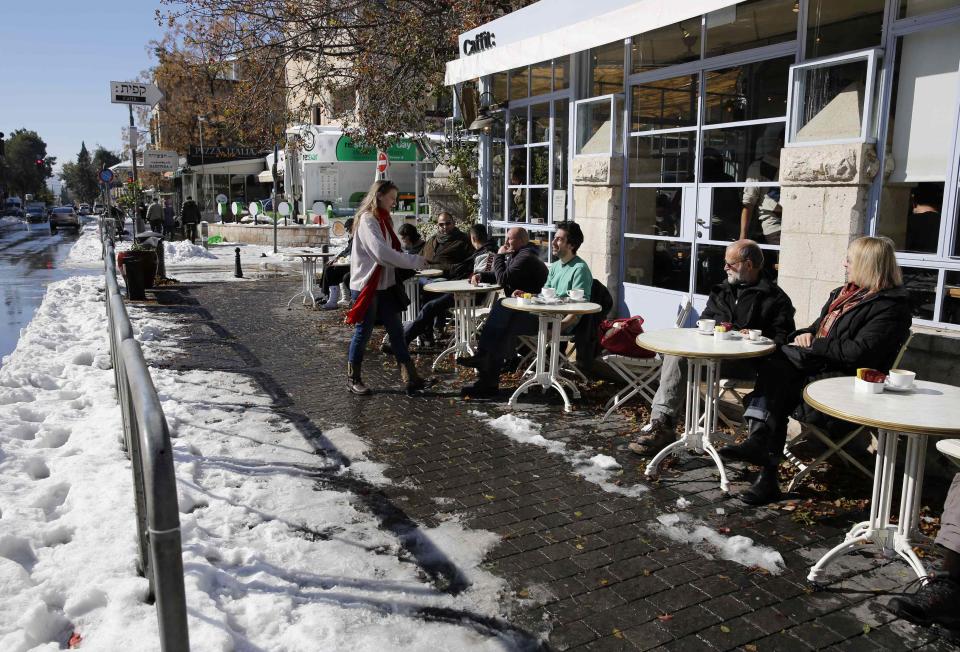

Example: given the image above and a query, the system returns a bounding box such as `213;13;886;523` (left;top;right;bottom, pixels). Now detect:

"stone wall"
572;156;622;306
208;223;330;248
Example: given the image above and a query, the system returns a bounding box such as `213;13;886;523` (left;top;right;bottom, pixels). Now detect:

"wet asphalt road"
0;220;98;363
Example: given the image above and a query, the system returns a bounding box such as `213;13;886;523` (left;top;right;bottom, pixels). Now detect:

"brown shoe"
627;419;675;455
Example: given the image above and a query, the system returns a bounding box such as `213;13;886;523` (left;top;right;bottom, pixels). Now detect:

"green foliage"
4;129;54;198
60;142;100;204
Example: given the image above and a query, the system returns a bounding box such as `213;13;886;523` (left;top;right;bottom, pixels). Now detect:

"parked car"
25;203;47;223
49;206;80;232
78;203;91;216
93;202;104;215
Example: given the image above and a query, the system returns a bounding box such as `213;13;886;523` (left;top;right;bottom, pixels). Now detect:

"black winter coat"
422;229;473;276
479;243;547;296
450;241;498;279
702;278;796;345
792;286;912;374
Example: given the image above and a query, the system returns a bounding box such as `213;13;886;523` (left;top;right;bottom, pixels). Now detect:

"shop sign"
187;145;265;166
334;136;419;162
462;30;496;56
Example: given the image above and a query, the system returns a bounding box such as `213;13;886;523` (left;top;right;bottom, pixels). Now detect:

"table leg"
645;358;728;491
403;277;419;323
303;258;318;307
432;293;474;370
509;315;577;412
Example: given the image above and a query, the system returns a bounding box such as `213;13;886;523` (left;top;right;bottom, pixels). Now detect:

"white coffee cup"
569;288;584;301
748;329;763;341
697;319;716;333
542;287;557;299
888;369;916;388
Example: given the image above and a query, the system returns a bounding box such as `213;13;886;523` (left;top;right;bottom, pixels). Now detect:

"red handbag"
599;317;656;358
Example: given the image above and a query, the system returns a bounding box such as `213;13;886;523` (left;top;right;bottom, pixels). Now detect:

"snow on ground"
652;513;785;574
0;269;529;649
163;240;217;262
471;412;647;498
0;216;23;228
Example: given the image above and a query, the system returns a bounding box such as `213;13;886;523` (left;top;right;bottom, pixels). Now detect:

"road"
0;220;98;363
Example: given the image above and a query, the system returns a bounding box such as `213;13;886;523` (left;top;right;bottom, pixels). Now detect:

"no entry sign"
376;151;389;174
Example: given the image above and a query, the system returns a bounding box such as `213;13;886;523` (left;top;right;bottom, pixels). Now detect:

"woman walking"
346;180;427;395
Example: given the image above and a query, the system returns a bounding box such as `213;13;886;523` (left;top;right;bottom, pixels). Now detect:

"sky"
0;1;165;174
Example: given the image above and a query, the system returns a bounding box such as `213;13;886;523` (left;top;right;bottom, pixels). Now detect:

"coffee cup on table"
542;287;557;299
569;288;584;301
697;319;716;333
748;329;763;341
888;369;916;388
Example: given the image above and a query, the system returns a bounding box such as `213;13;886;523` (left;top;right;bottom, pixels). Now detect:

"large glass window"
806;0;885;59
624;238;692;291
704;57;791;124
898;0;960;19
704;0;798;58
632;20;701;74
590;41;625;95
631;74;698;132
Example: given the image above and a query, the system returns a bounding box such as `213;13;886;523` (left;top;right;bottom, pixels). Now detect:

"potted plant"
117;243;158;300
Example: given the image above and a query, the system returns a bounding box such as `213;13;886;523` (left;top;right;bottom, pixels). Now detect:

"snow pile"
473;412;647;498
675;496;692;509
0;216;23;228
163;240;216;262
0;276;521;650
64;225;130;266
652;513;785;574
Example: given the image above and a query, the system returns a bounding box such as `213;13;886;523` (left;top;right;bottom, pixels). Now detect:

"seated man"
404;223;497;346
460;222;591;397
629;240;796;455
886;470;960;633
721;236;911;505
398;223;425;255
421;212;474;277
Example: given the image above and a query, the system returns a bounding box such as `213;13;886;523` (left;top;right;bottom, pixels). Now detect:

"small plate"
884;380;915;392
746;336;773;345
696;330;715;336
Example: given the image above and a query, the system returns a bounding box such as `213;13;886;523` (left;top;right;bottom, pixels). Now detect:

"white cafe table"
404;268;443;323
285;251;337;308
636;328;775;491
803;376;960;583
424;280;500;371
502;298;601;413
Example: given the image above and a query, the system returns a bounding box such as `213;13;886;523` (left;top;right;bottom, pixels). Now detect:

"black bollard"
234;247;243;278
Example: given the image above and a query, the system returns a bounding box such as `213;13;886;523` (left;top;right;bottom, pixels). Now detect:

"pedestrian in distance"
345;179;427;396
146;199;163;235
162;199;175;239
180;196;201;244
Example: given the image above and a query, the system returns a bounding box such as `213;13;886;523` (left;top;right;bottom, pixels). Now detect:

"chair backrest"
892;330;914;368
675;295;693;328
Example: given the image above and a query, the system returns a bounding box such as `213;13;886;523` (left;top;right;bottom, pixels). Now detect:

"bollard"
234;247;243;278
199;221;209;249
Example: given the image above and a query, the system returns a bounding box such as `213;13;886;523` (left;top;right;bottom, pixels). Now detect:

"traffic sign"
142;150;178;173
110;81;164;107
99;169;114;184
376;151;389;174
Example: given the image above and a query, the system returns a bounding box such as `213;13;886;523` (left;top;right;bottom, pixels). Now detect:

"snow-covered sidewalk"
0;267;525;649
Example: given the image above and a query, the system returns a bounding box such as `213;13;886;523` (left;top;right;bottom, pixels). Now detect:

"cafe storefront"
447;0;960;358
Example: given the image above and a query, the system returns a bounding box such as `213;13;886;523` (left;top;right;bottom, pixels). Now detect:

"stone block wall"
572;156;623;306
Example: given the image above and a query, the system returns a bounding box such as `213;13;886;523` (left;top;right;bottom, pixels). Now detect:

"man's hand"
469;273;481;286
512;289;525;298
792;333;813;348
498;244;511;254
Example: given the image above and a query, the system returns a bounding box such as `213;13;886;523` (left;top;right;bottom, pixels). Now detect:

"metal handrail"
102;234;190;651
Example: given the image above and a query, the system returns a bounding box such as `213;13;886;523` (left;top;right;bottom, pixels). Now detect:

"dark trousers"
404;293;454;344
476;299;538;387
184;223;198;244
742;350;810;462
322;266;350;294
348;289;411;365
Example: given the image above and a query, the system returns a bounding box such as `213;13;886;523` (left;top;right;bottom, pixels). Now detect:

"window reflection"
626;187;682;236
807;0;885;59
942;271;960;325
631;74;698;132
531;61;552;96
704;57;790;124
531;103;550;143
530;147;550;185
704;187;745;242
632;21;700;74
901;266;937;319
629;133;697;184
554;99;569;190
530;189;549;225
695;244;780;294
510;67;528;100
700;123;784;182
591;41;624;95
705;0;797;58
510;111;527;146
625;239;691;292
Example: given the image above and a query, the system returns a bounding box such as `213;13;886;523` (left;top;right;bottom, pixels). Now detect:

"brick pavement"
147;278;960;651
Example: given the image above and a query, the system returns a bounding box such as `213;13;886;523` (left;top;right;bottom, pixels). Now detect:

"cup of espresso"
888;369;916;388
569;288;584;301
542;287;557;299
748;329;763;341
697;319;716;333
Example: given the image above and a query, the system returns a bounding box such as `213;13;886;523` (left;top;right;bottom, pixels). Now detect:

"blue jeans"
348;289;411;365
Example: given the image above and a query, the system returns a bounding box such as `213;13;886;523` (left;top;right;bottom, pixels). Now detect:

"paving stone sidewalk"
148;278;960;651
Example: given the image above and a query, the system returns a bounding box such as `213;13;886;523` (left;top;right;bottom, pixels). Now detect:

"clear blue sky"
0;1;164;173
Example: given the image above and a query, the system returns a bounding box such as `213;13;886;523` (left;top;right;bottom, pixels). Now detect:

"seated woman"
320;218;354;309
720;236;912;505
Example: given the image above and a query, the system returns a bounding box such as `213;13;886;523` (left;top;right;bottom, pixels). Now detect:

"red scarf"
816;283;872;338
345;208;402;325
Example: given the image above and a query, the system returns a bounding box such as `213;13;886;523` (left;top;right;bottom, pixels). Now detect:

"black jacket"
422;229;473;276
702;277;796;345
181;200;201;225
450;241;497;279
479;243;547;296
793;286;912;373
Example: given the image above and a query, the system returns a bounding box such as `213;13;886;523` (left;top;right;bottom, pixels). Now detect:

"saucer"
746;336;773;345
697;330;714;336
884;380;915;392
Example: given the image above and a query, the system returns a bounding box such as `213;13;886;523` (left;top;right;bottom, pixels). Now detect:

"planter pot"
117;250;158;300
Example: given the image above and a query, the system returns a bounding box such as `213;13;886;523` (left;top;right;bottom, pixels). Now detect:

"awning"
445;0;743;85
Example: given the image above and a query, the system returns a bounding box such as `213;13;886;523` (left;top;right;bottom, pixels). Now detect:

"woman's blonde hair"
353;179;398;233
847;236;902;291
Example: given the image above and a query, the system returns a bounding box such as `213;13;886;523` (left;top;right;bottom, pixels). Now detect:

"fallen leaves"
656;613;673;622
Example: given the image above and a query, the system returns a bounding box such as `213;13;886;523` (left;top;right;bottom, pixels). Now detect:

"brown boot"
628;418;676;455
347;362;370;395
400;360;426;394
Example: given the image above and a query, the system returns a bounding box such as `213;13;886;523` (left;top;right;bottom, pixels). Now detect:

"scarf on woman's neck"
345;208;401;325
816;283;872;338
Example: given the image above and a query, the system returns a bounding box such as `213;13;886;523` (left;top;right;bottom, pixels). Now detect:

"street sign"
110;81;163;106
376;151;389;174
141;150;178;173
99;169;114;184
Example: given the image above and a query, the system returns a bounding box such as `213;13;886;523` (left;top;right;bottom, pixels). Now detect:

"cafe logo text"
463;31;496;56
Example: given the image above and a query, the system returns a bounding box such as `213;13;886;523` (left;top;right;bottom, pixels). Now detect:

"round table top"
501;297;602;315
288;250;337;258
417;269;444;278
635;328;776;359
424;279;500;294
803;377;960;436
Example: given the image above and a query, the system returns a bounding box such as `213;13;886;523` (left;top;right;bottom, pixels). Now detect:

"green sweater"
546;255;592;299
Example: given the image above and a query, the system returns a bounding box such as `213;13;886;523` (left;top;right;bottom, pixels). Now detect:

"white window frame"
573;93;624;157
785;48;882;147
